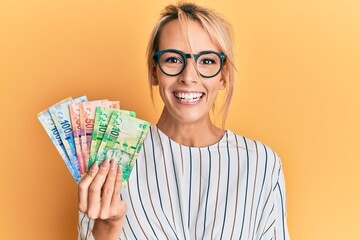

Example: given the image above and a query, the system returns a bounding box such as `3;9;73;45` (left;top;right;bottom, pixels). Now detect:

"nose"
179;60;199;84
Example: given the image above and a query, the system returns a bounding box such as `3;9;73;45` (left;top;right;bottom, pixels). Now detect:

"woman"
78;2;290;239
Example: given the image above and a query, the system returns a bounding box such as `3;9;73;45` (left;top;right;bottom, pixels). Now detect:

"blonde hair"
146;1;236;128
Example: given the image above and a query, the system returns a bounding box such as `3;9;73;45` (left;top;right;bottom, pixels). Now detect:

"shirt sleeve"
78;211;95;240
273;158;290;239
260;154;290;240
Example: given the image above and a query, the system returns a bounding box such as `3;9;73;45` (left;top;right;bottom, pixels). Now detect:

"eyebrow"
159;49;221;55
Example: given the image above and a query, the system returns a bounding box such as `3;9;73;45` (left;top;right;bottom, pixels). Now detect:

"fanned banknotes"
38;96;150;186
88;107;136;170
79;100;120;171
49;96;88;180
69;102;85;174
37;97;79;181
94;112;150;183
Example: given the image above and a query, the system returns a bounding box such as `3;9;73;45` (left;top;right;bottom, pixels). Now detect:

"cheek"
158;82;167;98
157;79;174;102
205;79;223;94
203;86;218;104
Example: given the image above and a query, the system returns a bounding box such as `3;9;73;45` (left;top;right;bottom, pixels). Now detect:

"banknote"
49;96;88;179
93;112;150;183
112;117;149;183
79;100;120;170
37;97;79;182
88;107;136;169
111;101;120;109
69;102;86;174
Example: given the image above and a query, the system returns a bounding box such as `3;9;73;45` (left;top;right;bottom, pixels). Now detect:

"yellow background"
1;0;359;239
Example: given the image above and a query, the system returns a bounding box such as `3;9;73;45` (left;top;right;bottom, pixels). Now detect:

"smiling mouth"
173;92;204;103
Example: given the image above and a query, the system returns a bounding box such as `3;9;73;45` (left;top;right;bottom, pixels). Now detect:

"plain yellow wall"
1;0;359;239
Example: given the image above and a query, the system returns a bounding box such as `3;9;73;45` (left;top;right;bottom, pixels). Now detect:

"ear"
219;63;228;90
151;64;158;86
219;78;226;90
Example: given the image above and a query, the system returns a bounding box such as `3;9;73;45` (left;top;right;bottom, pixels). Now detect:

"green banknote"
88;107;136;169
93;111;150;183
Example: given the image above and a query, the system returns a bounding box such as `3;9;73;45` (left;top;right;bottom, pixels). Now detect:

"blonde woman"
78;2;290;239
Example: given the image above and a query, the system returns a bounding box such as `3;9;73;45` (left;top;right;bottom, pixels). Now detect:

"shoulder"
225;130;283;184
142;125;162;146
225;130;281;158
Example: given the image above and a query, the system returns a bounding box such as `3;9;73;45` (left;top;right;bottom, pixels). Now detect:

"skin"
78;159;126;239
154;19;227;147
78;18;227;239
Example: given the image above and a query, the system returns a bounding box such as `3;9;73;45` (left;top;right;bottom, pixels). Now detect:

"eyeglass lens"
158;51;222;77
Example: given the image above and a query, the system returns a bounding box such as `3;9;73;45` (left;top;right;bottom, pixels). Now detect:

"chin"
174;112;208;125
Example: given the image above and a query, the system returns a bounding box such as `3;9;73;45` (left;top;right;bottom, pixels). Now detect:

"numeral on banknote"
61;120;72;134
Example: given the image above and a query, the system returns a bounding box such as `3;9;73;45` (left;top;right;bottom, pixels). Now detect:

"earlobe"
219;64;228;90
219;79;226;90
151;65;159;86
151;76;158;86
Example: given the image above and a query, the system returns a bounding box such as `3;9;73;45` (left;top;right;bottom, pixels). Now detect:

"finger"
78;163;99;212
111;166;123;206
99;159;118;218
109;166;126;220
87;159;111;218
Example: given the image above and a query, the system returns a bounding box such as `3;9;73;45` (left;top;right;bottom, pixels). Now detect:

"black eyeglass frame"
153;49;227;78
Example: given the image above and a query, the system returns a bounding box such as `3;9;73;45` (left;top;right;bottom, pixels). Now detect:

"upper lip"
173;90;205;94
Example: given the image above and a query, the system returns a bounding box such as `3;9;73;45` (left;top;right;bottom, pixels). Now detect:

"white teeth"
174;92;203;102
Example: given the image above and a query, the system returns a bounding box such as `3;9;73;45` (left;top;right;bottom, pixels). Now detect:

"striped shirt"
79;126;290;239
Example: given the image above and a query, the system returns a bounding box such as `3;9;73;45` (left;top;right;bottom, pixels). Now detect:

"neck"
156;108;225;147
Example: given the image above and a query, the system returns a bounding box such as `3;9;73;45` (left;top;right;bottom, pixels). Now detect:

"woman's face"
153;19;225;126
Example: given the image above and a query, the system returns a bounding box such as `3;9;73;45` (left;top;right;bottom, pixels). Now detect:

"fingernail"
100;159;110;169
110;159;117;170
90;163;98;172
117;166;123;175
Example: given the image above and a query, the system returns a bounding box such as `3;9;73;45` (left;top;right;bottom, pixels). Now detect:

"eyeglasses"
154;49;227;78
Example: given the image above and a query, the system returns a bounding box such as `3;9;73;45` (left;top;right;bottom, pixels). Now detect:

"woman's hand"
78;159;127;239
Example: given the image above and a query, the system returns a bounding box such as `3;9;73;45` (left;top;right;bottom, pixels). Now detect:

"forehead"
158;19;220;53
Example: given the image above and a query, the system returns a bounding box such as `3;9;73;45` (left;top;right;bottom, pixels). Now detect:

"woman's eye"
165;57;182;64
200;58;216;65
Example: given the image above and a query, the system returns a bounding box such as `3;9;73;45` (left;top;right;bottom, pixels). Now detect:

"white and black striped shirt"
79;126;290;239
